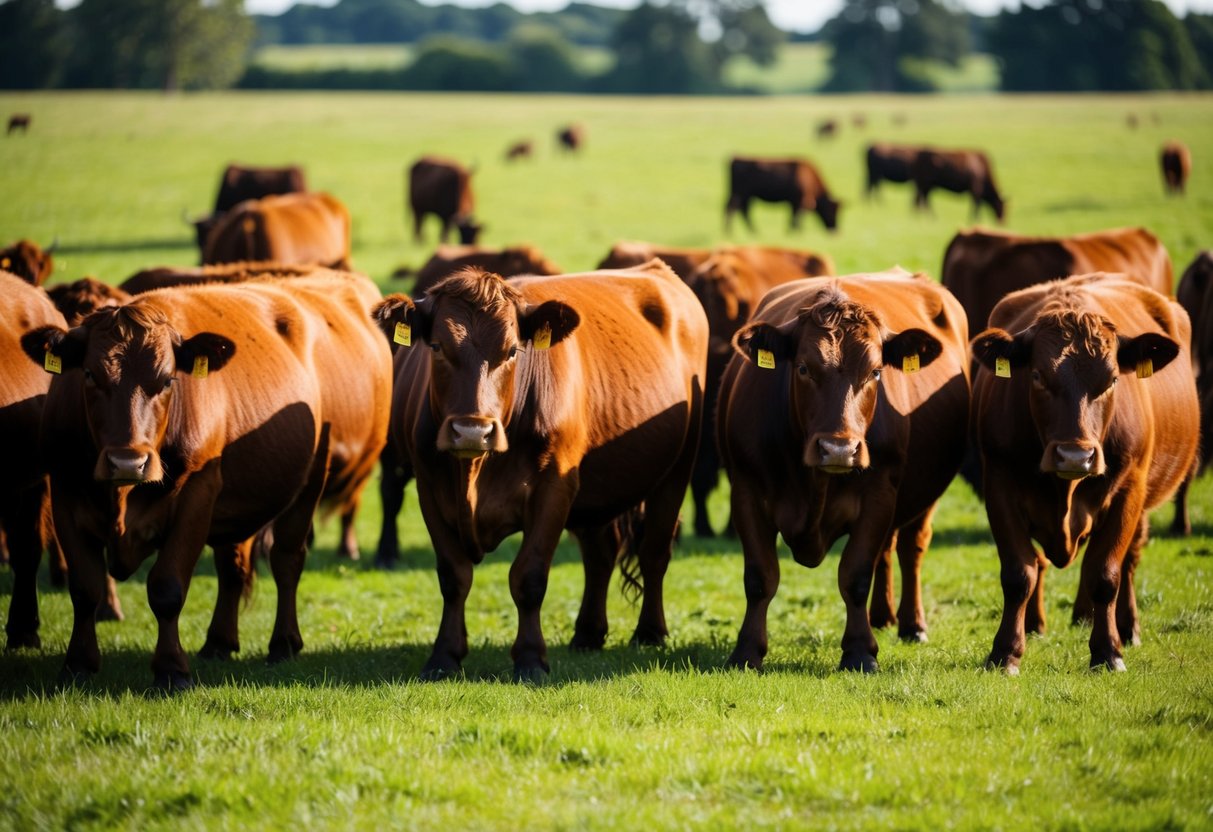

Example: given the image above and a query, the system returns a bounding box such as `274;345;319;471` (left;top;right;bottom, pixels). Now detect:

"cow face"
973;310;1179;479
734;290;941;472
456;217;484;245
817;195;841;231
21;305;235;484
374;271;579;458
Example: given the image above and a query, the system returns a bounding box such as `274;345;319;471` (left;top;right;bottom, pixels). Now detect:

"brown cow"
556;124;585;152
19;272;389;688
7;114;30;134
597;241;713;282
408;244;562;298
912;149;1006;222
686;246;835;538
718;270;970;672
726;157;841;233
408;157;482;245
120;261;318;295
1161;140;1191;195
971;275;1198;673
189;163;307;252
46;278;131;325
1176;252;1213;514
505;140;533;162
0;239;55;286
816;119;838;139
372;260;708;681
202;192;351;269
865;143;921;198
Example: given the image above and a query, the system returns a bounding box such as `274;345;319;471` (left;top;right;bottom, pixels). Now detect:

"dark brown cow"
726;157;841;233
409;244;562;298
0;239;55;286
556;124;585;152
912;149;1006;222
7;114;30;134
19;272;390;688
816;119;838;139
718;270;970;672
372;260;708;680
190;163;307;252
1161;140;1191;195
865;143;920;197
597;241;713;282
120;261;317;295
505;140;533;162
971;275;1198;673
46;278;131;325
408;157;482;245
202;192;351;269
1176;252;1213;504
686;246;835;538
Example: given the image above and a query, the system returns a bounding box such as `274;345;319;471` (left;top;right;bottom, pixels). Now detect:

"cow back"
121;261;319;294
202;193;350;269
596;241;711;282
214;164;307;214
413;245;562;297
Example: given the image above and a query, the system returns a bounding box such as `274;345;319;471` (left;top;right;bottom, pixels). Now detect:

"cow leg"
509;486;574;682
1025;551;1047;635
985;483;1040;674
200;540;253;660
837;496;896;673
569;522;617;651
412;210;424;243
439;218;452;244
1116;515;1147;648
690;441;718;538
1168;458;1194;536
418;483;473;680
726;479;779;671
4;482;46;650
895;507;933;642
724;196;739;232
375;450;410;570
336;497;361;561
1079;488;1145;672
868;530;898;630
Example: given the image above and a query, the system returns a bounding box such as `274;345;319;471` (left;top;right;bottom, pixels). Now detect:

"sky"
239;0;1213;34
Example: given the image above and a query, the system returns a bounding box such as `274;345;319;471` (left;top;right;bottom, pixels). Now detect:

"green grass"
1;91;1212;830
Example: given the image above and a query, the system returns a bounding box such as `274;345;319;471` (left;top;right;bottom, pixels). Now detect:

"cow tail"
614;505;646;603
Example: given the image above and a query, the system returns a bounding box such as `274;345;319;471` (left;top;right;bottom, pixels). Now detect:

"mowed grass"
0;91;1212;830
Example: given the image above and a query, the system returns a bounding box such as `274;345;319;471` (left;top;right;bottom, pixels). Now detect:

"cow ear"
521;300;579;348
971;327;1032;372
21;325;86;372
733;320;794;366
175;333;236;376
1117;332;1179;375
372;293;432;350
883;328;943;371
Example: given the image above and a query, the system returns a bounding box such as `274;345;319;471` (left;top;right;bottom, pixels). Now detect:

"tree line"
2;0;1212;94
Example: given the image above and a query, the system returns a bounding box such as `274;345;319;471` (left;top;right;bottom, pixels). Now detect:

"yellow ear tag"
1;257;9;269
192;356;208;379
533;323;552;350
995;357;1011;379
393;321;411;347
44;351;61;374
1136;359;1153;379
756;349;775;369
902;353;920;374
242;217;256;234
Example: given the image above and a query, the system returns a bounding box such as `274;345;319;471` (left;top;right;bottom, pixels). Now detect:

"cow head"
21;304;235;484
456;217;484;245
692;253;757;365
191;213;220;252
1;239;55;286
733;286;941;473
46;278;131;326
816;195;841;231
373;269;579;458
972;308;1179;479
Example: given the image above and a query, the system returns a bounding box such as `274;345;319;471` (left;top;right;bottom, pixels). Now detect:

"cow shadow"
53;237;195;255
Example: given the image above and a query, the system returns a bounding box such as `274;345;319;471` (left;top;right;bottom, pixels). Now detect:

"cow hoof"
337;546;361;562
839;652;879;673
97;603;124;623
693;521;715;539
419;662;461;682
1091;656;1127;673
569;631;606;652
57;666;94;687
512;664;549;685
152;670;195;692
984;653;1020;675
373;555;398;572
198;640;236;661
899;628;928;644
629;627;668;647
266;639;302;665
869;612;897;630
5;631;41;651
724;651;763;672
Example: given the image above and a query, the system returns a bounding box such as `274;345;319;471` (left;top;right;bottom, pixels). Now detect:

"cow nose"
1054;444;1096;477
107;451;149;481
450;419;494;448
817;437;859;469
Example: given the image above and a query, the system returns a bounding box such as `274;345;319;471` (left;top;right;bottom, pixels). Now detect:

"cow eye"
797;363;808;376
507;346;518;360
871;368;882;382
430;342;441;353
1031;370;1042;384
163;377;175;390
83;368;95;386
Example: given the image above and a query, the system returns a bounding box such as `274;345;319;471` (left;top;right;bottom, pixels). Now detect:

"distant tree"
1186;13;1213;81
820;0;970;93
400;37;515;91
506;25;584;92
0;0;66;89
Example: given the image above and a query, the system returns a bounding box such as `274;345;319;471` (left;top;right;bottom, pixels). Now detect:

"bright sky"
241;0;1213;34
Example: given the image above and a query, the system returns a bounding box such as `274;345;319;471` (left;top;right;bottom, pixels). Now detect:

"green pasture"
1;91;1212;830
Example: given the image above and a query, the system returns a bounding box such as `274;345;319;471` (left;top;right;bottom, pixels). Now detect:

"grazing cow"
120;261;317;294
409;244;562;298
505;140;533;162
1;239;55;286
408;157;481;245
726;157;841;233
1161;141;1191;195
7;114;30;134
202;192;351;269
912;149;1006;222
865;143;921;198
189;163;307;252
556;124;585;152
19;272;388;688
372;260;708;680
816;119;838;139
47;278;131;325
686;246;835;538
597;241;714;282
718;270;970;672
972;275;1198;673
852;113;867;129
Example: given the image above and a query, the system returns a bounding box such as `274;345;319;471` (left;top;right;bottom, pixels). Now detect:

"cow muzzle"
438;416;508;458
96;448;157;484
1041;441;1102;480
806;435;868;473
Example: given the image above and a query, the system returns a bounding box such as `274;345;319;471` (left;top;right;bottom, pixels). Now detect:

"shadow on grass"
53;237;194;255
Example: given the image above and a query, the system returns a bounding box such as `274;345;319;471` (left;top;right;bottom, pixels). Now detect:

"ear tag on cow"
995;357;1011;379
902;353;920;374
756;349;775;369
533;323;552;350
1;257;9;270
44;351;61;374
192;356;209;379
1136;359;1153;379
393;322;411;347
242;217;256;234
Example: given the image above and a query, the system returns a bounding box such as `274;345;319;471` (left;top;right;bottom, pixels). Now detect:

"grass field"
0;91;1211;830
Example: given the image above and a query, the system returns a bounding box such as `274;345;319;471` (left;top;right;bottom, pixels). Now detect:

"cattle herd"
0;131;1207;689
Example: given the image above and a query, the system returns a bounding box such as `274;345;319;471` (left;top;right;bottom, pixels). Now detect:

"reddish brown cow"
7;114;30;134
718;270;970;671
556;124;585;152
202;192;351;269
816;119;838;139
409;244;562;298
46;278;131;325
686;246;835;538
505;140;533;162
597;241;713;281
865;143;921;197
120;261;317;294
408;157;482;245
1161;140;1191;195
19;272;389;688
373;260;708;681
726;157;841;233
0;239;55;286
189;163;308;252
972;275;1198;673
912;149;1006;222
